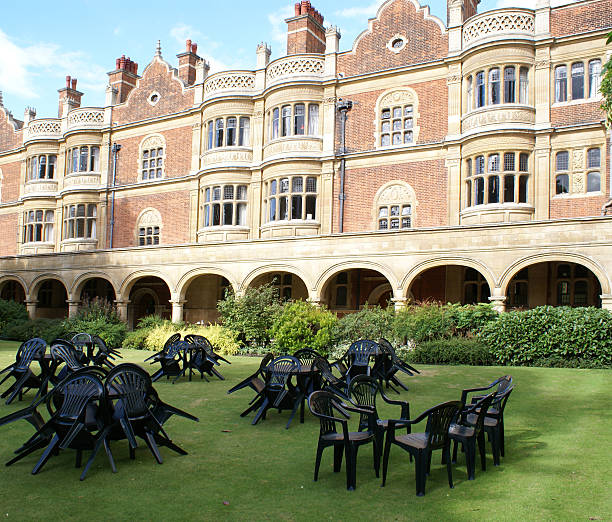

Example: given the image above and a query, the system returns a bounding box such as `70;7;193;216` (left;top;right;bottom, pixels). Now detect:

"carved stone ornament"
535;60;550;70
139;208;162;226
378;184;413;205
573;149;584;170
142;135;165;150
573;173;585;193
380;90;415;107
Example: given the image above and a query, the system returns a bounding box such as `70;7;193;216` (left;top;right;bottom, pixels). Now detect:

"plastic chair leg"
314;442;324;481
31;434;60;475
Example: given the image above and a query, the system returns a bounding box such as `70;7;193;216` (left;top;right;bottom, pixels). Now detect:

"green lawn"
0;341;610;521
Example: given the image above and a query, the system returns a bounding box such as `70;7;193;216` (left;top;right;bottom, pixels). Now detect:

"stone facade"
0;0;611;326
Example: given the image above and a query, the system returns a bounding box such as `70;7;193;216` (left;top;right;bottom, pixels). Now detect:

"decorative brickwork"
338;0;447;77
0;106;21;153
112;59;194;125
551;102;607;128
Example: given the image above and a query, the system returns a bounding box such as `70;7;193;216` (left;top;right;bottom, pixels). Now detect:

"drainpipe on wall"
336;99;352;233
109;143;121;248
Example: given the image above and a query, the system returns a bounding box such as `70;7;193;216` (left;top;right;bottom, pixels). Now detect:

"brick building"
0;0;611;327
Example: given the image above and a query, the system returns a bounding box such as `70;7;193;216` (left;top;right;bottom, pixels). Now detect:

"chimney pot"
66;75;71;88
191;43;197;54
116;58;121;69
120;56;126;69
186;39;191;52
295;2;300;15
71;78;77;90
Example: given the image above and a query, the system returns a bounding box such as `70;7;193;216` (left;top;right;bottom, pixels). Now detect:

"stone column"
170;300;185;324
488;295;507;313
600;295;612;311
25;299;38;320
390;297;408;312
67;300;81;318
115;300;130;323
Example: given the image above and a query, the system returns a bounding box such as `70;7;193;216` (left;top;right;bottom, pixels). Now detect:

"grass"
0;341;610;521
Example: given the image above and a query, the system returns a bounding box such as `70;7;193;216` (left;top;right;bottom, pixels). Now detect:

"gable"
112;58;194;125
338;0;447;77
0;107;21;153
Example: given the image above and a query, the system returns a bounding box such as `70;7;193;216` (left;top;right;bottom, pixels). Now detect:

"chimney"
285;1;326;55
23;107;36;125
107;55;139;104
58;75;83;118
177;39;201;86
447;0;480;27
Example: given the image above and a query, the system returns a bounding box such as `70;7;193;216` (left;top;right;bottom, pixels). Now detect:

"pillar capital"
488;295;507;313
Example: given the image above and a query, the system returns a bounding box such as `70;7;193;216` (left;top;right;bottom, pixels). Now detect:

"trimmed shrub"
0;299;29;332
63;297;127;348
332;304;394;346
217;284;282;347
445;303;499;336
122;328;152;350
406;338;495;366
270;300;337;356
1;318;66;343
392;302;454;344
478;306;612;367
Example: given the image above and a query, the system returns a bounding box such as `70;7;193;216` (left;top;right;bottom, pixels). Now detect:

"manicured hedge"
405;338;495;366
478;306;612;368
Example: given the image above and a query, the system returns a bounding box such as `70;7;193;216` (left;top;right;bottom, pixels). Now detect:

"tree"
601;31;612;125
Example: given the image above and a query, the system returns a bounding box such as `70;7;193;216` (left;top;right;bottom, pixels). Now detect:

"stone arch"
372;180;418;230
30;273;70;299
499;252;611;296
119;270;174;299
316;261;399;298
401;257;496;300
176;267;239;300
0;275;27;303
241;264;314;295
318;262;398;312
71;272;119;302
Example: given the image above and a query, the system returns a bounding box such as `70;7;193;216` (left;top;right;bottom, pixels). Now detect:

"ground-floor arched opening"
505;261;602;309
0;280;26;303
322;268;392;315
249;271;308;301
36;279;68;319
183;274;230;324
409;265;491;305
79;278;116;304
128;276;171;328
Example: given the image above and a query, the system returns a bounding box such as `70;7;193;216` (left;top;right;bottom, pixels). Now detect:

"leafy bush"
445;303;499;336
1;318;66;343
392;302;454;344
478;306;612;367
217;284;282;347
332;304;394;346
270;300;337;356
0;299;29;332
125;321;240;355
406;338;495;366
62;297;127;348
136;315;166;329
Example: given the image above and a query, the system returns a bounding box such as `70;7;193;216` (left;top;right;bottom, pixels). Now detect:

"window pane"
48;156;56;179
489;68;500;105
292;177;303;192
90;147;99;172
294;104;305;135
223;203;233;225
213;186;221;200
224;185;234;200
519;153;529;172
379;207;388;218
305;195;316;220
291;195;302;220
280;178;289;193
476;71;485;107
571;62;584;100
504;152;515;171
306;177;317;192
237;203;247;225
555;66;567;102
504;175;515;203
519;67;529;104
308;104;319;135
476;156;485;174
237;185;247;200
212;203;220;225
476;177;485;205
587;148;600;168
589;59;601;98
504;66;515;103
272;108;279;139
587;171;601;192
238;117;250;146
226;117;236;146
556;151;569;171
519;175;528;203
269;198;276;221
270;180;277;196
279;196;288;220
215;118;224;147
556;174;569;194
79;147;88;171
488;154;500;172
488;175;499;203
281;106;291;136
